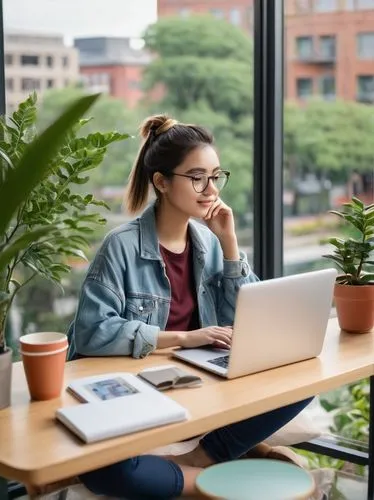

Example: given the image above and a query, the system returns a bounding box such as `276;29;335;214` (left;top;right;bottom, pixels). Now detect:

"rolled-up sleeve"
218;251;259;326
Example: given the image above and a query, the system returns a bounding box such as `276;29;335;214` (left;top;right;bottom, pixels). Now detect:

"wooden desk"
1;318;374;491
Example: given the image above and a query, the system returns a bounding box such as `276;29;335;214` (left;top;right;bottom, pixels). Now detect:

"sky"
3;0;157;43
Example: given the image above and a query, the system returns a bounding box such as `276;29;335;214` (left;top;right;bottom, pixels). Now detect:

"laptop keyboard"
208;355;229;369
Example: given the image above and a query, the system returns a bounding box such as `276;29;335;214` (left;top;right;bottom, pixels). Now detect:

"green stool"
195;459;315;500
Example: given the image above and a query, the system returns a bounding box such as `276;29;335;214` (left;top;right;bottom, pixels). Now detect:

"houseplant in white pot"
323;197;374;333
0;93;130;409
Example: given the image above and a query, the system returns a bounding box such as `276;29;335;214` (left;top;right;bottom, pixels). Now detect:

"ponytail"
126;136;151;214
125;114;213;214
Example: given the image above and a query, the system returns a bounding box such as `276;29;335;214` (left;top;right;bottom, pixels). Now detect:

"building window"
62;56;69;68
296;0;313;13
5;53;13;65
179;8;190;17
230;8;241;26
319;75;335;99
21;55;39;66
296;36;314;60
46;56;54;68
21;78;41;90
357;33;374;59
128;80;141;90
210;9;224;19
314;0;337;11
47;79;54;89
297;78;313;99
5;78;14;91
319;35;336;59
357;75;374;102
357;0;374;8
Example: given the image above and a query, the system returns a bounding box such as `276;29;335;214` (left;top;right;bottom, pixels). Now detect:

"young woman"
67;115;312;499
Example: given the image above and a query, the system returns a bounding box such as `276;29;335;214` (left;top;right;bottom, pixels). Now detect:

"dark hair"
126;114;214;214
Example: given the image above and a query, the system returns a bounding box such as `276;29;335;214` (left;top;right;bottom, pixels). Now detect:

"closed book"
56;373;189;443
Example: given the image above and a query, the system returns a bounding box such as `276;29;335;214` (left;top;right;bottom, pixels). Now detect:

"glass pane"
319;74;336;99
296;36;314;59
357;0;374;8
314;0;338;12
3;0;254;342
319;35;336;59
285;0;374;466
357;32;374;59
296;77;313;98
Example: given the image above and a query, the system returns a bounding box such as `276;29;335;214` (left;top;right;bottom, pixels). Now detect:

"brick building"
158;0;374;103
158;0;254;33
74;37;151;107
286;0;374;102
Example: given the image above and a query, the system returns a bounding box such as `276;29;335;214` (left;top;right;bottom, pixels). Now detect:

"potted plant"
323;196;374;333
0;93;130;409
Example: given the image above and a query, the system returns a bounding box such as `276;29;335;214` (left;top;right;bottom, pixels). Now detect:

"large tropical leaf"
0;93;100;236
0;226;57;271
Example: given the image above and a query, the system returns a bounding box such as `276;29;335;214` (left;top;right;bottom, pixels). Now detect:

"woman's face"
158;145;223;219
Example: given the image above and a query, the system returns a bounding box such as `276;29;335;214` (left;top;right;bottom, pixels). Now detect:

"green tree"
143;16;254;219
144;16;253;119
38;88;143;188
284;99;374;182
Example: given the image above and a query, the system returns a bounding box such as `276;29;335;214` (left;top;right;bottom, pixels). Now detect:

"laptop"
173;268;337;379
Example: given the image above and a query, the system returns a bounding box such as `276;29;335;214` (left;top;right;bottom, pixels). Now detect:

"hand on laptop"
180;327;232;350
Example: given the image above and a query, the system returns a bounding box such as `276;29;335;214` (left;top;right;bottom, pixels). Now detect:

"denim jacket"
67;203;258;360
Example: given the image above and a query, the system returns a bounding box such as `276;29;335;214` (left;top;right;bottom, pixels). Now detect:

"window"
357;0;374;8
357;33;374;59
21;55;39;66
296;78;313;98
357;75;374;101
46;79;54;89
230;8;241;26
128;80;141;90
319;35;336;59
62;56;69;68
5;53;13;65
296;37;314;59
46;56;54;67
345;0;355;8
5;78;14;91
210;9;224;19
296;0;313;13
314;0;337;11
319;75;335;99
179;8;190;18
21;78;41;90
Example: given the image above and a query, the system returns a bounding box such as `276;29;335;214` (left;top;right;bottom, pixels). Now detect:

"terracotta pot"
334;283;374;333
0;347;12;409
19;332;68;401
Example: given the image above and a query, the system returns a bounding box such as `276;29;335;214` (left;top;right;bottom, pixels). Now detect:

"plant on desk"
0;92;130;409
322;197;374;333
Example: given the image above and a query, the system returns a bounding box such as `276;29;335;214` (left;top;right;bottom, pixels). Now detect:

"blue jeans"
80;397;312;500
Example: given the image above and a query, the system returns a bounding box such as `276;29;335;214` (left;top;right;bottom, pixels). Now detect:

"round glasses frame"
170;170;230;193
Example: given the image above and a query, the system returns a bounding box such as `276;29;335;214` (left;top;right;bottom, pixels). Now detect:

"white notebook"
56;373;189;443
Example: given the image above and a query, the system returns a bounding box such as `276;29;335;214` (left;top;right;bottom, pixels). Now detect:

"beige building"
4;32;79;111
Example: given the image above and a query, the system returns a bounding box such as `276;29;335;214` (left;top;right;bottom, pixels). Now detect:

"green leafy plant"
322;197;374;285
0;93;130;353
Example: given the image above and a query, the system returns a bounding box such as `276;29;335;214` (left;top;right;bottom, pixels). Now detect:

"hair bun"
140;114;178;139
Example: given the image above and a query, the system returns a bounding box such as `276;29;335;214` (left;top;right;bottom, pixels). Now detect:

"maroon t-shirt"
160;239;200;332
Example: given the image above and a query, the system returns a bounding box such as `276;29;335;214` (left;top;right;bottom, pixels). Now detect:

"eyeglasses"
170;170;230;193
